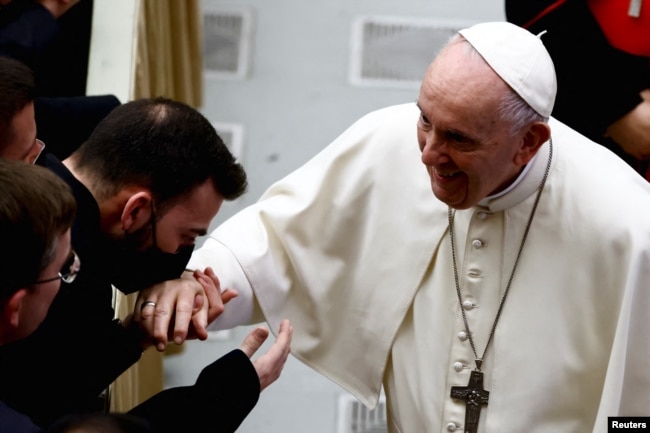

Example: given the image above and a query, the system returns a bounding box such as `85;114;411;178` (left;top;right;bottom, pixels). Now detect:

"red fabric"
587;0;650;57
521;0;569;28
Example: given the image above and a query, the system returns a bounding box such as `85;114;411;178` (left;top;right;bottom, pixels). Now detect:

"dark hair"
72;97;247;214
0;56;35;148
45;413;151;433
0;159;76;299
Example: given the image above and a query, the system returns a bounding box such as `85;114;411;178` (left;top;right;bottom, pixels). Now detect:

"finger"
137;296;159;345
150;301;173;352
188;275;212;341
193;291;204;313
239;326;270;358
150;280;201;351
274;319;293;349
221;289;238;305
202;268;226;322
138;299;158;322
171;288;198;346
254;320;293;391
169;277;207;345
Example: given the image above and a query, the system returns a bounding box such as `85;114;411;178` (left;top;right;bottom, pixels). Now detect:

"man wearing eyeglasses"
0;158;77;432
0;95;263;428
0;55;120;164
0;56;44;163
0;158;293;433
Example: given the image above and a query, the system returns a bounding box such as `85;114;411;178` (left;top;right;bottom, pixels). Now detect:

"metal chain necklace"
448;139;553;433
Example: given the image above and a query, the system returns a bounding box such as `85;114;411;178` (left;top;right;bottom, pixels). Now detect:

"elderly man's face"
416;42;528;210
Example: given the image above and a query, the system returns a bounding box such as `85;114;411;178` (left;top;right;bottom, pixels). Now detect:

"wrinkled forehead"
423;42;508;107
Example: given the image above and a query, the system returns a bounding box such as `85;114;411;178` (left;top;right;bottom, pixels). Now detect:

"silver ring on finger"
140;301;157;312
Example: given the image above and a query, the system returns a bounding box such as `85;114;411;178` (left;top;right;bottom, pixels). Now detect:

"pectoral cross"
450;370;490;433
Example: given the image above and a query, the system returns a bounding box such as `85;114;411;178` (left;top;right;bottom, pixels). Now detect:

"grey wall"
165;1;505;432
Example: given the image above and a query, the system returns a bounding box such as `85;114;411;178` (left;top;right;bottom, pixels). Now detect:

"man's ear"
1;289;28;329
120;191;153;233
514;121;551;166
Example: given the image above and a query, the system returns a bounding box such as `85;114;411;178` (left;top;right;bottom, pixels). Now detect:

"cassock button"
447;422;459;431
462;300;475;310
472;239;483;249
477;212;488;220
453;362;465;372
458;331;468;341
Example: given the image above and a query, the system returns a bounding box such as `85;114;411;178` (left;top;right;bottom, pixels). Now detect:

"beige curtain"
109;291;164;412
133;0;204;107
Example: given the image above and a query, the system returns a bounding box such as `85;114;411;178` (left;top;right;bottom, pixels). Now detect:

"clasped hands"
126;267;292;390
132;267;233;351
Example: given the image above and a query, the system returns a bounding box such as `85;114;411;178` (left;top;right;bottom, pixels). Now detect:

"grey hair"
498;90;546;136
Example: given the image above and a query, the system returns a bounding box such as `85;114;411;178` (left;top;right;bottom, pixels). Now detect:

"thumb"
193;292;204;313
239;326;270;358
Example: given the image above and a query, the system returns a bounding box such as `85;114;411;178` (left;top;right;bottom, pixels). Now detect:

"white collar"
478;139;552;213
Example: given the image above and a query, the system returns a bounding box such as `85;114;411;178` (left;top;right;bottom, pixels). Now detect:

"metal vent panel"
213;122;244;161
337;394;387;433
350;16;474;88
202;4;254;79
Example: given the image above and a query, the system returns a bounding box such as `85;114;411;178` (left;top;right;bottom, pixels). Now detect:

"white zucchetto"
459;21;557;118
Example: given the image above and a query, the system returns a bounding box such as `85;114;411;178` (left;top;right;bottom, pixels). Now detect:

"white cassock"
189;103;650;433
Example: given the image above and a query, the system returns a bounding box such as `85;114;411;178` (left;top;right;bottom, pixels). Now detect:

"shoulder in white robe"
189;103;650;432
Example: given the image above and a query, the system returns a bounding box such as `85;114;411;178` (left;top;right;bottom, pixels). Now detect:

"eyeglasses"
31;250;81;285
27;138;45;164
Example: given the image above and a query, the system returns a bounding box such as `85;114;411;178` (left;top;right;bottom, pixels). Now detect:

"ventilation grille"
350;16;472;87
213;122;244;161
337;394;387;433
202;5;254;79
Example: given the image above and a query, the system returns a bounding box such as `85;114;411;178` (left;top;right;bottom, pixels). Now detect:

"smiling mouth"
434;169;462;178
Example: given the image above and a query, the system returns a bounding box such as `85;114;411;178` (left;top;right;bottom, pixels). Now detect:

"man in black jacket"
0;96;263;428
0;159;77;433
0;159;293;433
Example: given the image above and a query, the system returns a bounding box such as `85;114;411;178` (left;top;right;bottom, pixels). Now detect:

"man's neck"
62;157;125;238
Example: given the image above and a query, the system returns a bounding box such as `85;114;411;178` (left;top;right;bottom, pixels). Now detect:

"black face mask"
106;212;193;294
107;243;194;294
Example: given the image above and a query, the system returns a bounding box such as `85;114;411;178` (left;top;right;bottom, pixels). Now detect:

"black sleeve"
0;1;59;71
0;316;143;428
0;400;42;433
34;95;121;160
128;350;261;433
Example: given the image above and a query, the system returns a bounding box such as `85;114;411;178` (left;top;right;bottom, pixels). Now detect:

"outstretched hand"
239;319;293;391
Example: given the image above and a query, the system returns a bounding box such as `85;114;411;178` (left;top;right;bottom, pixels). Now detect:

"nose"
420;130;449;166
